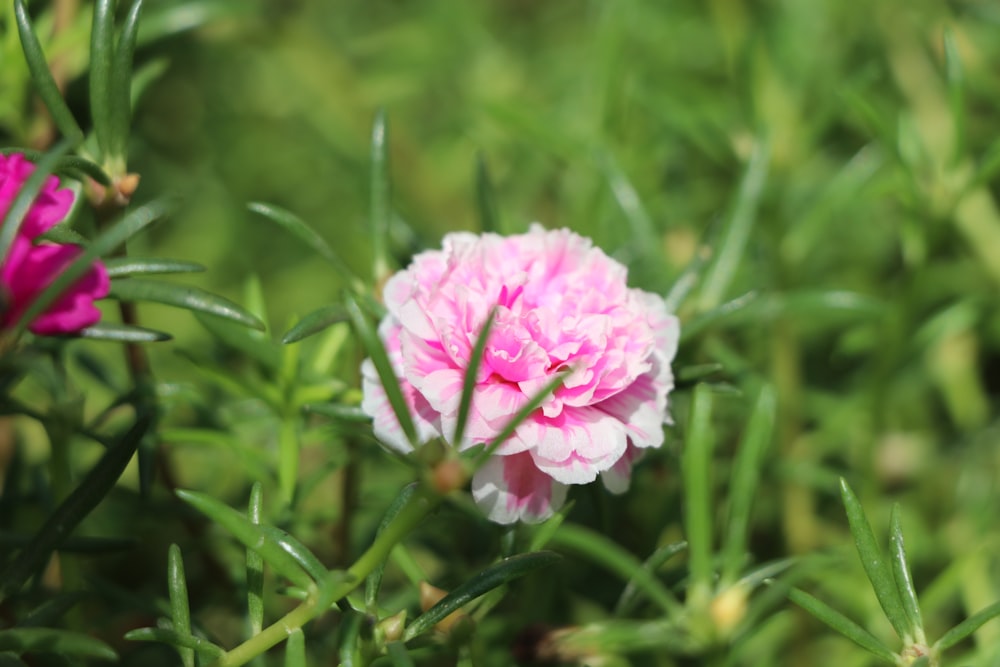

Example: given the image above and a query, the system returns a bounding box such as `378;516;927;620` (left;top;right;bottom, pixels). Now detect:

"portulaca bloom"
361;225;679;524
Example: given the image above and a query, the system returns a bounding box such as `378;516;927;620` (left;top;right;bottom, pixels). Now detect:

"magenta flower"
0;154;109;336
361;225;679;524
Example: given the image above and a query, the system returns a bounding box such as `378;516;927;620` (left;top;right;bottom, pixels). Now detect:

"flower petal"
1;239;108;335
471;452;567;524
600;444;644;494
518;407;628;485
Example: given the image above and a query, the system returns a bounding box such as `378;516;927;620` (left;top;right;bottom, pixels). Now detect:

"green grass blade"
0;139;74;268
12;1;84;142
90;0;116;161
247;202;359;287
282;305;349;345
0;415;150;598
839;478;913;643
175;489;314;591
77;323;171;342
943;28;965;165
599;149;658;256
370;108;391;284
285;628;306;667
549;523;682;617
614;541;688;617
452;308;496;445
526;501;574;552
721;384;776;585
108;0;143;162
681;383;716;605
258;525;328;584
109;278;266;331
365;483;418;609
124;628;225;659
0;628;117;661
889;505;925;643
663;240;712;314
303;403;369;423
697;139;770;312
475;154;501;233
935;601;1000;652
344;291;419;448
54;155;112;185
104;257;205;277
167;544;194;667
402;551;561;641
787;588;897;663
247;483;264;637
12;198;173;337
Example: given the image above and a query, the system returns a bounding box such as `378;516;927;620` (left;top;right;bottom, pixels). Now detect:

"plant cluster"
1;2;999;667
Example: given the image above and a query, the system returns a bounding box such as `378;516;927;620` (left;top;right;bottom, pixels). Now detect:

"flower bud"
419;581;467;634
374;610;406;644
710;585;748;638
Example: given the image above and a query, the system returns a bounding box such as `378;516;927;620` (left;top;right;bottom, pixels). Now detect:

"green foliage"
3;1;1000;666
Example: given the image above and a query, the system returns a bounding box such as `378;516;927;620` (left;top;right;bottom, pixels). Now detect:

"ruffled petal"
518;406;628;484
471;451;567;524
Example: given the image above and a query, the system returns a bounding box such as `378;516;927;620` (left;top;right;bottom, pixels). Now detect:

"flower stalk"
205;487;438;667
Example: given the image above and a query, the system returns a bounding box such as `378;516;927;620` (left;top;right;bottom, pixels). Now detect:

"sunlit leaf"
124;628;224;659
248;202;358;286
13;0;84;142
175;489;313;591
452;308;496;445
105;257;205;277
110;278;265;331
682;383;715;603
935;601;1000;652
282;305;350;345
285;628;306;667
344;291;418;447
167;544;194;667
697;139;770;311
370;108;391;284
839;479;913;643
247;483;264;637
90;0;116;161
108;0;144;162
888;505;925;643
77;323;171;343
475;154;501;233
722;384;776;585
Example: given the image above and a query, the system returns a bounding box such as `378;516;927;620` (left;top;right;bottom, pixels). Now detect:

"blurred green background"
6;0;1000;665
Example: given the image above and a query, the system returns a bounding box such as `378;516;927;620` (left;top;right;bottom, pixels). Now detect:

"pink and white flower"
0;154;109;336
362;225;679;524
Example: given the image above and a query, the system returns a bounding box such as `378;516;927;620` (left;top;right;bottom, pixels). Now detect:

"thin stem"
206;488;438;667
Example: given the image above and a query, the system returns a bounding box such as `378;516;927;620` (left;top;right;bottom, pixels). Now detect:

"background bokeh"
5;0;1000;665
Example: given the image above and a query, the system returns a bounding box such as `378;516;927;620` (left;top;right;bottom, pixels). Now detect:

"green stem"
207;488;437;667
277;417;299;507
